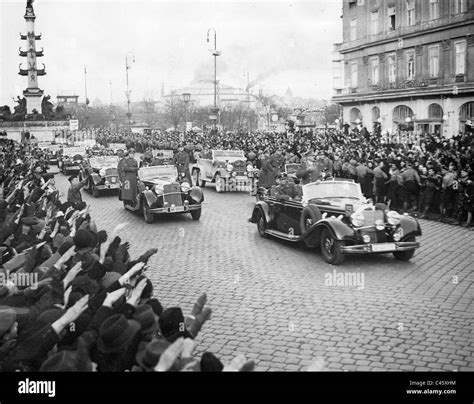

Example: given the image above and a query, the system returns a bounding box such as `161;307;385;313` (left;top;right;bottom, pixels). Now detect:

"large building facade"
332;0;474;138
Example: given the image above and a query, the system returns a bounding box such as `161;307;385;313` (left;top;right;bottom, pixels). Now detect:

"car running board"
264;229;302;242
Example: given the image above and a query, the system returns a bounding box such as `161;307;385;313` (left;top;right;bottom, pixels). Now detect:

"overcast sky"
0;0;342;107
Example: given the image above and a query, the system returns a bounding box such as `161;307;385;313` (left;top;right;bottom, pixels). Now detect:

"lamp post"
207;28;220;131
84;66;89;128
182;92;191;136
125;54;135;125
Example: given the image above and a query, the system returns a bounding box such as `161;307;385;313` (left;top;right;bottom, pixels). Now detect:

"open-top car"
249;180;421;265
122;165;204;223
191;149;256;193
79;156;120;197
58;146;86;175
108;143;127;155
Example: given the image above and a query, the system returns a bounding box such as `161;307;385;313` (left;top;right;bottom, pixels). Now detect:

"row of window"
350;0;468;40
349;40;467;88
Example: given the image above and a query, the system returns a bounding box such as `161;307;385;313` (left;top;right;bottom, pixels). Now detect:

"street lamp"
182;92;191;135
207;28;220;131
125;53;135;125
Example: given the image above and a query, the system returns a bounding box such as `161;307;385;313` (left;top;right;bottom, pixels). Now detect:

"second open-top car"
249;180;421;265
191;149;257;193
123;165;204;223
79;156;120;197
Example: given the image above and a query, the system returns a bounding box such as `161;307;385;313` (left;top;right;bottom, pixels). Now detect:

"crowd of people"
0;138;258;372
89;125;474;227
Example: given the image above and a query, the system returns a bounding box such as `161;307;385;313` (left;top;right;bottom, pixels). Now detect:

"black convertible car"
249;180;421;265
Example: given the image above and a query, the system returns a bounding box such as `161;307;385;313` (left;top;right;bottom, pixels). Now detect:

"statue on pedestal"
41;94;54;119
0;105;12;121
11;96;27;120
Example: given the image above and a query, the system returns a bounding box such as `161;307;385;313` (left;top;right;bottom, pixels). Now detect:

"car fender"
214;168;230;180
250;201;273;224
90;173;102;185
142;190;157;206
399;215;422;239
305;218;354;243
189;186;204;203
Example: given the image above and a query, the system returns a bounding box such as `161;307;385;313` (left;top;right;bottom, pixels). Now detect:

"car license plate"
69;166;79;170
372;243;396;252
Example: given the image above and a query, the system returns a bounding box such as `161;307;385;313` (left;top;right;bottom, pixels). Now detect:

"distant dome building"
164;76;256;109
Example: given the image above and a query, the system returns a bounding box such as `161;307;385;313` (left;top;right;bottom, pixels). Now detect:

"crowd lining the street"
90;126;474;227
0;139;257;372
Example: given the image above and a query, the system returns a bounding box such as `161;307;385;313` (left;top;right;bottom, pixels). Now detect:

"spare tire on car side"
300;205;322;247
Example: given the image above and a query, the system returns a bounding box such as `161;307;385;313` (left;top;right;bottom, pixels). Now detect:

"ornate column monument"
18;0;46;115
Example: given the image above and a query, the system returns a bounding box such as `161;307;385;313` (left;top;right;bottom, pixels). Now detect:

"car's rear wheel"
190;207;201;221
320;227;345;265
215;174;225;193
256;210;268;238
393;237;416;261
143;200;154;223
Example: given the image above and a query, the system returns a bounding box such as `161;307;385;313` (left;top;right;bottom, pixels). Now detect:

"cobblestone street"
55;170;474;372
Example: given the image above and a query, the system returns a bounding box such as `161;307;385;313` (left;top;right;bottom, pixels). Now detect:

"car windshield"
152;150;174;159
89;156;118;168
303;181;362;201
212;150;245;162
63;147;86;156
139;165;178;181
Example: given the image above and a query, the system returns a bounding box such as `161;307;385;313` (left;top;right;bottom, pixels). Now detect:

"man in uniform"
121;148;139;205
295;153;321;185
173;144;192;184
270;173;302;201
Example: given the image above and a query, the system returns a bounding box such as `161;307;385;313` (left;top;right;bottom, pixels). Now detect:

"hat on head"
73;229;97;250
147;298;163;317
37;308;64;325
200;352;224;372
132;304;157;335
21;216;39;226
135;338;170;370
0;309;17;338
100;272;121;290
59;202;73;213
158;307;191;342
71;275;98;296
40;338;92;371
96;314;141;353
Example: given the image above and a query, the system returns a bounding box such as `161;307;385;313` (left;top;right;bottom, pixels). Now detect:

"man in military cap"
173;144;192;184
121;148;139;204
295;152;321;185
270;173;302;201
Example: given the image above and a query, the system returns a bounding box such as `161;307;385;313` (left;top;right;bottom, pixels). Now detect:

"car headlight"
99;169;106;176
154;184;164;194
362;234;371;243
232;172;237;177
393;227;403;241
350;212;365;228
375;219;385;231
247;164;253;172
387;210;401;225
181;182;190;192
226;164;233;172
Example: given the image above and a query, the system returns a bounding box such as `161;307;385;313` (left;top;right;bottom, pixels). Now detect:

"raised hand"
63;261;82;288
103;288;127;307
126;278;147;307
155;337;184;372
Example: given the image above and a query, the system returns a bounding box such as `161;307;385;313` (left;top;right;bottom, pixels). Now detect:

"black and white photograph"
0;0;473;401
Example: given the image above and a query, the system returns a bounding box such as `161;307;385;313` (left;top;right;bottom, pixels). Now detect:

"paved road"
54;169;474;371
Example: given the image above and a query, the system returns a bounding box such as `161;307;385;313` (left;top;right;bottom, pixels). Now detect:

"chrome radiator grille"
163;184;183;206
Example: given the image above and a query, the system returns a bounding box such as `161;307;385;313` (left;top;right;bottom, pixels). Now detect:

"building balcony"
332;80;474;104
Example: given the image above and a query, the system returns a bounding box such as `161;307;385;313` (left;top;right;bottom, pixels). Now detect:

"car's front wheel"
143;200;154;223
215;174;225;193
192;169;205;187
256;210;268;238
320;227;345;265
190;207;201;221
393;237;416;261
